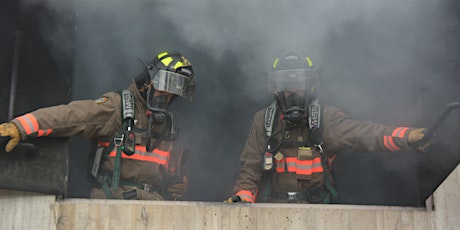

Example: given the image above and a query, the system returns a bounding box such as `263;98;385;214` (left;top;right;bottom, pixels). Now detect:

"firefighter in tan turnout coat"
0;51;195;200
226;50;430;204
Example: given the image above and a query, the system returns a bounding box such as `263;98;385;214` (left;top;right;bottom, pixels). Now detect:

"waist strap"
97;175;160;193
271;187;330;204
270;192;308;201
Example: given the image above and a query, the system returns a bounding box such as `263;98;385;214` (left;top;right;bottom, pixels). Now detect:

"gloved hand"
224;195;241;203
407;128;431;152
0;123;21;152
167;176;188;199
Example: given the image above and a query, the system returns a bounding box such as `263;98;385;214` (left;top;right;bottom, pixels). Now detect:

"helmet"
268;50;318;96
137;51;195;111
268;50;319;122
136;51;195;151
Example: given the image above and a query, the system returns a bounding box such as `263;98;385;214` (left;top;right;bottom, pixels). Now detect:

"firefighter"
0;51;195;200
225;50;430;204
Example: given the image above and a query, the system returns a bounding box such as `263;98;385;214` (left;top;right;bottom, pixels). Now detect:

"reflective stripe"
37;129;52;137
283;157;324;175
157;52;168;59
275;158;285;173
15;113;39;135
173;61;185;69
392;127;409;138
161;57;173;67
236;190;256;203
108;146;170;165
384;136;400;151
100;141;170;166
306;57;313;67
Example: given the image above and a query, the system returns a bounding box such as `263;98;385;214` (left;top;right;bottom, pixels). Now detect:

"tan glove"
407;128;431;152
223;195;253;203
0;123;21;152
224;195;241;203
168;176;188;199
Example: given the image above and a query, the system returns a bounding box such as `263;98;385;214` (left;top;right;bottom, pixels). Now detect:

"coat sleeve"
11;91;122;140
322;105;415;153
232;110;266;202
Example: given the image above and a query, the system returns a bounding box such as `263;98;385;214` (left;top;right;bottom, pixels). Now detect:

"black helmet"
268;50;319;122
135;51;195;151
136;51;195;111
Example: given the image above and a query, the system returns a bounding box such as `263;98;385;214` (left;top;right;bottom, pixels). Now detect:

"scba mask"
268;69;319;123
140;51;195;151
145;69;195;112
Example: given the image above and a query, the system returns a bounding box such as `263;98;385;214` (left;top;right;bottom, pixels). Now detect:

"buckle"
287;192;298;201
114;134;124;147
143;183;154;192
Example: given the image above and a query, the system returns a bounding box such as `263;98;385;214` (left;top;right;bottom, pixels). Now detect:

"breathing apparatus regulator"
137;51;195;152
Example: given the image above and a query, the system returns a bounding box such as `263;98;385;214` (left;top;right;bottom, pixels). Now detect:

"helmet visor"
152;69;195;100
267;69;318;92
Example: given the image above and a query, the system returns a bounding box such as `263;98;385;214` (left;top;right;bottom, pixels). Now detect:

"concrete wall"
1;164;459;230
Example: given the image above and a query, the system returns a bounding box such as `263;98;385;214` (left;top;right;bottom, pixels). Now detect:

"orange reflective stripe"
236;190;256;203
283;157;323;175
108;145;170;165
384;136;400;151
98;141;110;147
15;113;39;135
37;129;53;137
275;158;285;172
392;127;409;138
286;158;297;172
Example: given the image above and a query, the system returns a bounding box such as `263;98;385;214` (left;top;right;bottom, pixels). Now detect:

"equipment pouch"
122;130;135;156
91;147;104;178
263;152;273;171
274;152;285;173
297;147;313;160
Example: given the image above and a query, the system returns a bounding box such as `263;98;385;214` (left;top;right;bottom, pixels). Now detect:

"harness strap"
111;135;123;190
97;174;160;197
262;99;339;204
264;101;277;138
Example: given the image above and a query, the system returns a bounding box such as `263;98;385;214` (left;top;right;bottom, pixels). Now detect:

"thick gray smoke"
22;0;460;205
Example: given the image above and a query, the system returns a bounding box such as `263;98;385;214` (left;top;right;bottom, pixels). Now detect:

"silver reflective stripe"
22;116;37;133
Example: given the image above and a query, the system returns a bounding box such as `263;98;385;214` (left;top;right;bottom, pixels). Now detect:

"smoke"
21;0;460;205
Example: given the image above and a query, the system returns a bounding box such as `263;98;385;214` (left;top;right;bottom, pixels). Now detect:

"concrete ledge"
55;199;432;230
2;164;460;229
431;163;460;230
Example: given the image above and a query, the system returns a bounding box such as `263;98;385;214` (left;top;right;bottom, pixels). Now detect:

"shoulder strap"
120;90;135;121
112;90;137;190
264;101;277;138
308;98;322;147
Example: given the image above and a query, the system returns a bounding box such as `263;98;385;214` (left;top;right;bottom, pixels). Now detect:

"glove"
167;176;187;199
407;128;431;152
224;195;241;203
224;195;253;203
0;123;21;152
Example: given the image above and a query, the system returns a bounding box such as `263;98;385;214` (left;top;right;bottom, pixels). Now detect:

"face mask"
278;92;308;123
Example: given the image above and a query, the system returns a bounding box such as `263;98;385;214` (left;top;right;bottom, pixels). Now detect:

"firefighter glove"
224;195;242;203
167;176;188;199
224;195;253;203
0;123;21;152
407;128;431;152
